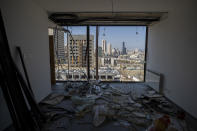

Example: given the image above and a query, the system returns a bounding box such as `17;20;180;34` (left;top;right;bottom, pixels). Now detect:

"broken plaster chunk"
76;104;91;113
55;100;76;113
128;97;135;104
148;90;156;95
93;105;108;127
132;111;146;118
111;104;121;110
71;96;95;105
107;109;116;117
128;117;150;127
41;94;65;105
133;103;142;108
101;84;110;89
91;85;101;94
146;94;163;98
86;94;100;99
95;98;109;105
118;120;131;127
117;110;132;118
125;106;135;112
43;117;70;130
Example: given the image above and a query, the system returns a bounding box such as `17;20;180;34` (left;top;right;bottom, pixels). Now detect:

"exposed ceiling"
32;0;168;26
49;12;167;26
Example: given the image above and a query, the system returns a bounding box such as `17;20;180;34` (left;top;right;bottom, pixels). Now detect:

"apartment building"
68;35;94;67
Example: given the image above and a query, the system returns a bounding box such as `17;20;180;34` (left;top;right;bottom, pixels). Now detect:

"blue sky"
64;26;146;50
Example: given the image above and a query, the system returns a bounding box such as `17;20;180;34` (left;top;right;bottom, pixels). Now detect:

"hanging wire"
136;26;139;35
103;27;106;37
111;0;114;13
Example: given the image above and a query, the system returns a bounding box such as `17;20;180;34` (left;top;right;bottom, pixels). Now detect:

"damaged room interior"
0;0;197;131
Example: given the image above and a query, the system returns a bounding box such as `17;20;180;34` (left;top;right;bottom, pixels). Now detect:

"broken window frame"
54;25;148;83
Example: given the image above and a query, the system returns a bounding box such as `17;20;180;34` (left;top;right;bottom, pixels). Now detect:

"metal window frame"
55;25;148;83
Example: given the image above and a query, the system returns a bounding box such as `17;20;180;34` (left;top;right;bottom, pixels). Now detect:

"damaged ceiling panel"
48;12;167;26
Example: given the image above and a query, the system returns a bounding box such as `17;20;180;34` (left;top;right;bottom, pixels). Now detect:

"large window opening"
52;26;146;82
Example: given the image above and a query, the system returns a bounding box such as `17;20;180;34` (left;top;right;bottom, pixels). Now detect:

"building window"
107;76;113;79
74;75;79;79
101;75;106;79
68;75;72;79
81;75;86;79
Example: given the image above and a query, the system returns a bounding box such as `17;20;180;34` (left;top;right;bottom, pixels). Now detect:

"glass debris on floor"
40;82;190;131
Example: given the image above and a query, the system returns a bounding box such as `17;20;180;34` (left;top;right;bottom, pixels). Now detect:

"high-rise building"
68;35;94;67
112;48;119;57
107;43;112;55
49;28;65;59
112;48;116;55
98;46;103;57
122;41;127;55
102;39;107;55
117;48;121;55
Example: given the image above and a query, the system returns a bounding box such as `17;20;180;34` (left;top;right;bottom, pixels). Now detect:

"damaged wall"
146;0;197;118
32;0;197;118
0;0;52;129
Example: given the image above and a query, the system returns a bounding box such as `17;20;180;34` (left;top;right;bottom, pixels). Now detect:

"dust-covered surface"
40;82;194;131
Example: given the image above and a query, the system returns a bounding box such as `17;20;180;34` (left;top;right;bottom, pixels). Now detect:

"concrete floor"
46;82;197;131
42;82;149;131
5;82;197;131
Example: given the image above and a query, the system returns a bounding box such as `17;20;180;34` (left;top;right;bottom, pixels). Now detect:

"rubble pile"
40;82;189;131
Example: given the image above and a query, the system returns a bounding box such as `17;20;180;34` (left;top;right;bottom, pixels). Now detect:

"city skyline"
57;30;145;82
64;26;146;50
